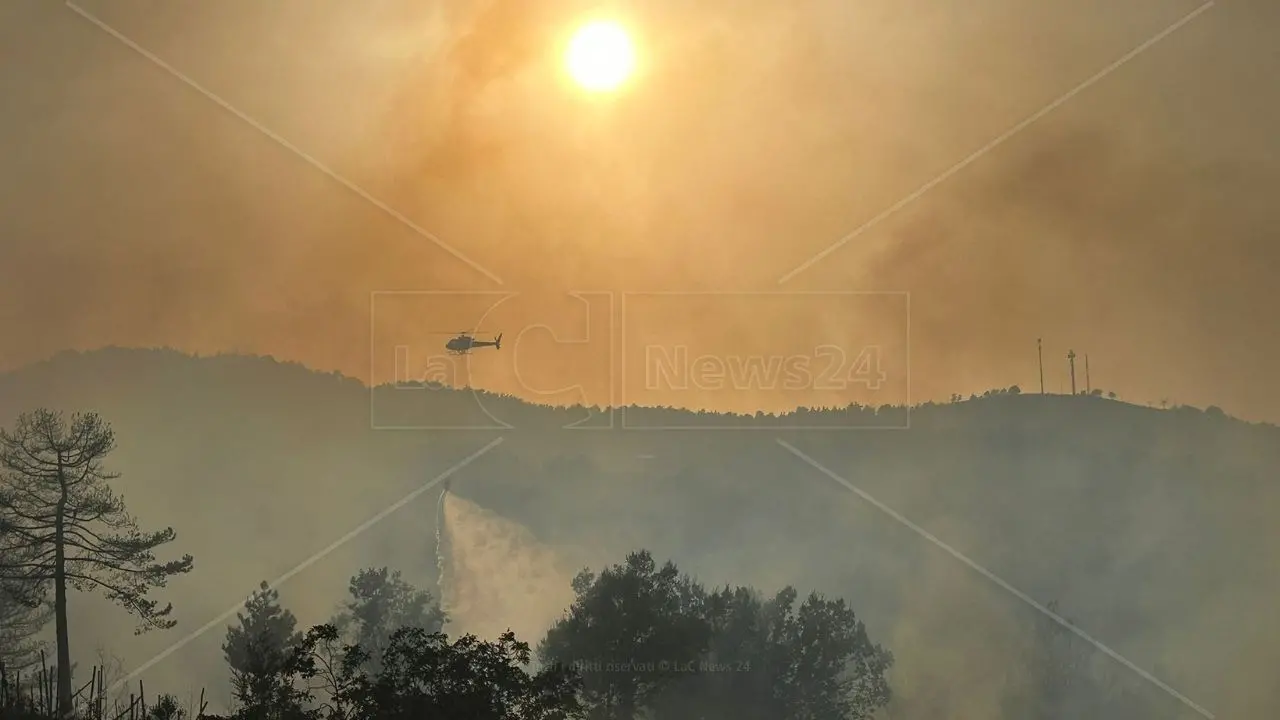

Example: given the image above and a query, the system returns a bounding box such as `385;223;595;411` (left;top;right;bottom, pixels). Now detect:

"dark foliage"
228;623;584;720
330;568;446;676
540;551;894;720
222;582;306;719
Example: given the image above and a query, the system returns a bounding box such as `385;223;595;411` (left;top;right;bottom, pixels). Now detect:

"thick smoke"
2;0;1279;715
1;0;1277;420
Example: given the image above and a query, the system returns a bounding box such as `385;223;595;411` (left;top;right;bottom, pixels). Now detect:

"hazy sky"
2;0;1277;421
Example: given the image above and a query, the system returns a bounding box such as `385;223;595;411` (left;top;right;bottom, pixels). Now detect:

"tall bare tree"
0;409;193;718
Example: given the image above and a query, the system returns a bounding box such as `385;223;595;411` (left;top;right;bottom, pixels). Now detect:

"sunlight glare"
565;20;636;93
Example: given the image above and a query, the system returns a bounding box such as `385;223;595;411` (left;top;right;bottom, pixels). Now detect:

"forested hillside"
2;347;1277;717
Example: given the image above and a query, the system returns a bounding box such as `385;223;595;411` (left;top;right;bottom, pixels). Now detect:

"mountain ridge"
1;345;1277;716
7;345;1271;427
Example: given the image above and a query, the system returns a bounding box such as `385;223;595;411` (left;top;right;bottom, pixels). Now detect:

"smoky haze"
1;0;1277;421
2;4;1279;718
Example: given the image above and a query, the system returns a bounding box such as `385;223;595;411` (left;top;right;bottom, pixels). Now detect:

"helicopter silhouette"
443;331;502;355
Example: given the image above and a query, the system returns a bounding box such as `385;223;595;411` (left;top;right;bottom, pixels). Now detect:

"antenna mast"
1085;354;1091;394
1067;350;1077;395
1038;338;1045;394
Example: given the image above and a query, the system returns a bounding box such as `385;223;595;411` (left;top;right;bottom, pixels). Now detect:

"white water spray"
433;490;579;646
435;486;451;614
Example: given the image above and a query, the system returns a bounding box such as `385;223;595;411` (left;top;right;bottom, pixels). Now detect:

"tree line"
213;552;892;720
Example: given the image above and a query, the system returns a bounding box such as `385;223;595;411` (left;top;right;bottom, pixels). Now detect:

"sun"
564;20;636;93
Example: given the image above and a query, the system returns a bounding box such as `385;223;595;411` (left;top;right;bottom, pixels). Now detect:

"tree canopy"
539;550;894;720
223;581;306;719
331;567;447;675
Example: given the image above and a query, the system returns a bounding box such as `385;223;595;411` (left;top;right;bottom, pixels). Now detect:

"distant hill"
1;347;1277;717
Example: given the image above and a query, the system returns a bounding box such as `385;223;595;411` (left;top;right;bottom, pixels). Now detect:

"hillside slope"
1;347;1276;717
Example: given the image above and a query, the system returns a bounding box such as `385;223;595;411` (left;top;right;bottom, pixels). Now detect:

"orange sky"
1;0;1277;421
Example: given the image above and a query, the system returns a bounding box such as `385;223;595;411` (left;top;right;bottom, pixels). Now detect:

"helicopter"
444;331;502;355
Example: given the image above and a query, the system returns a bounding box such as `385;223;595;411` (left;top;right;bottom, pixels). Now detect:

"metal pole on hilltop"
1067;350;1077;396
1038;338;1045;394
